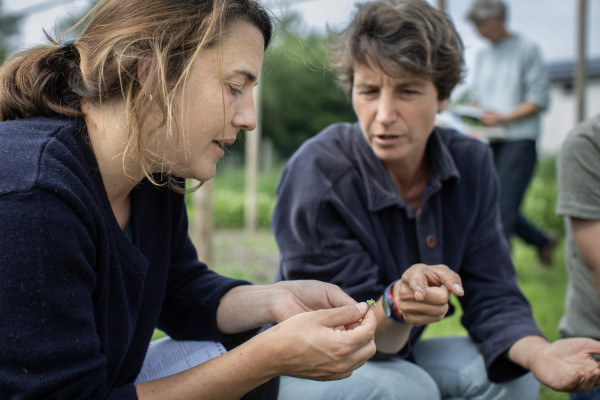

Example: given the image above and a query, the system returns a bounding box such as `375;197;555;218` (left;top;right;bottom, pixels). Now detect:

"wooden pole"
244;87;261;234
437;0;445;12
575;0;588;123
191;180;214;267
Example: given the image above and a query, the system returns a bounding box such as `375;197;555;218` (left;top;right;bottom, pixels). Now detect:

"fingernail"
453;283;464;294
414;290;421;301
356;302;367;312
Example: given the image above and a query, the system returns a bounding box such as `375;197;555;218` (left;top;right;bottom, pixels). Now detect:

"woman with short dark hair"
273;1;600;399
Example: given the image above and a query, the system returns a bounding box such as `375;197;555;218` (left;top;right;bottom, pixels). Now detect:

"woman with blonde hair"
0;1;376;399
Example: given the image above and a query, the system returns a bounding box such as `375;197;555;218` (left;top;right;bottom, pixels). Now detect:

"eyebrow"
234;69;258;84
355;79;427;89
397;80;427;89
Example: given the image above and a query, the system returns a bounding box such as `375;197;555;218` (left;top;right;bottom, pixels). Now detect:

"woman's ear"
437;98;449;113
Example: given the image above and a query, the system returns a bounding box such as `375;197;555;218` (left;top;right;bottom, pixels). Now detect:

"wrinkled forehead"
353;54;431;84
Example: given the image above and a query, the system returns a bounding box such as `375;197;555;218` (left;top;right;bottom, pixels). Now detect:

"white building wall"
540;80;600;155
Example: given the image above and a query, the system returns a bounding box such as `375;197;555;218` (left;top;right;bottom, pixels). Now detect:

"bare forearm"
137;282;378;399
136;334;277;400
501;101;539;123
507;335;549;370
373;296;411;354
216;284;279;334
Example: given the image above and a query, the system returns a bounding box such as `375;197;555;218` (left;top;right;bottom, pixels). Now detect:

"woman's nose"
233;94;257;131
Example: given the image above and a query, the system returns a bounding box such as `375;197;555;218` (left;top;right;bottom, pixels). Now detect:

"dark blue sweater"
0;117;247;399
272;122;545;383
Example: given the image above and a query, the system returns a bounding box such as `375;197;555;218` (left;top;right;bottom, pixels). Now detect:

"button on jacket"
272;122;544;383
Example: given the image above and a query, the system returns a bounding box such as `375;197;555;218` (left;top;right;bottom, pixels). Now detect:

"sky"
3;0;599;87
272;0;600;77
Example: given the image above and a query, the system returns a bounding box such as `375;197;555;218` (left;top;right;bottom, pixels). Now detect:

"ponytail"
0;38;83;121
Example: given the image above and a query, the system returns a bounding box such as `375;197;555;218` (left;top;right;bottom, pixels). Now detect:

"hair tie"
59;38;78;58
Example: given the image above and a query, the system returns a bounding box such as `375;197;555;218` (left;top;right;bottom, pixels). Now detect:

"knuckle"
330;341;352;359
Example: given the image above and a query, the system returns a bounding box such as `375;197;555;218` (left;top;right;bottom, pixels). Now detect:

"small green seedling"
366;299;376;308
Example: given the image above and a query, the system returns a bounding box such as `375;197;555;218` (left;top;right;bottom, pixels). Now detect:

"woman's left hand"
216;281;359;334
531;338;600;392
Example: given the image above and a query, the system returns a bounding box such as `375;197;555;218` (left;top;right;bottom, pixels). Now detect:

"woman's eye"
401;89;419;96
360;89;378;96
229;85;243;95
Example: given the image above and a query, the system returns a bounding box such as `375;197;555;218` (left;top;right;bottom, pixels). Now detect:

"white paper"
134;337;227;384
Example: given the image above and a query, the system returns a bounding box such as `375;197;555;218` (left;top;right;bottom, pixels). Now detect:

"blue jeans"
277;336;540;400
571;387;600;400
490;140;547;248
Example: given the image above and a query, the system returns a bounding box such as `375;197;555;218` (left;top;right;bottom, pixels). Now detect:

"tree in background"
260;13;356;159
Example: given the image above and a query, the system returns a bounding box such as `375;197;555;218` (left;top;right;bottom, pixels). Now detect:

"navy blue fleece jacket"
0;117;248;399
272;122;545;383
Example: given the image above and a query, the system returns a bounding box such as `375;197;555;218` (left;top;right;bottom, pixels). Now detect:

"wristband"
382;280;406;324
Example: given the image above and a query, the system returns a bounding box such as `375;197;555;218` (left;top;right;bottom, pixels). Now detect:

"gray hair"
466;0;506;22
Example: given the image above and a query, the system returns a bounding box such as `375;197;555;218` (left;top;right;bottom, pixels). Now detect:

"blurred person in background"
467;0;558;267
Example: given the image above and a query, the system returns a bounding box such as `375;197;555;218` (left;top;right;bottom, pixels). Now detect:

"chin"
179;163;217;183
196;167;218;182
373;148;407;162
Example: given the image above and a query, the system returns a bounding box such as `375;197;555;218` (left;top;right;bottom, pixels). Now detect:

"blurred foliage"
259;12;356;158
212;190;275;229
205;163;282;229
521;156;563;235
0;0;22;64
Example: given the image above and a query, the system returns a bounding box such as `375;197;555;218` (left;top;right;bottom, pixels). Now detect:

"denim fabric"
571;387;600;400
278;337;540;400
490;139;547;248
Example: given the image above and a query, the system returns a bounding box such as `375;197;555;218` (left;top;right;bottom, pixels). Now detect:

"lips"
212;140;223;150
211;136;236;158
373;133;403;146
212;137;236;149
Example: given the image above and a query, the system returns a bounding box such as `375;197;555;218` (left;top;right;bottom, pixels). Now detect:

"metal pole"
575;0;588;123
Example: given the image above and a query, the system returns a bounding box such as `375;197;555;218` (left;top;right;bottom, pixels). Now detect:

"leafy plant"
521;156;563;234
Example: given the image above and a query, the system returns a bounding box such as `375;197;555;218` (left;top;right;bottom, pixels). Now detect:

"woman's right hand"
261;302;376;381
395;263;464;326
136;303;375;400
